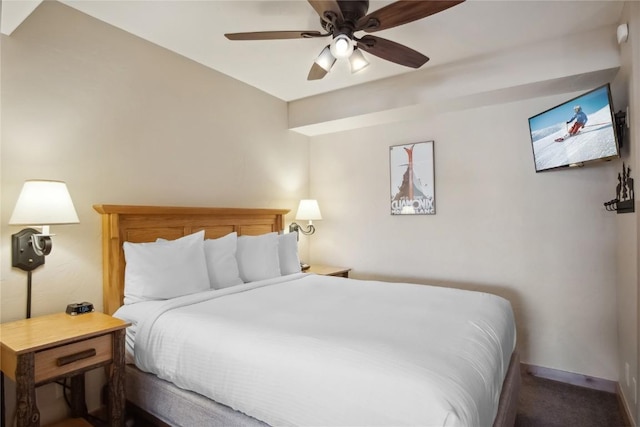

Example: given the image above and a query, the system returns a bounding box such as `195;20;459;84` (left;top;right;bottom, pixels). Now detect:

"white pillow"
123;230;209;304
204;232;243;289
278;232;301;275
236;232;281;282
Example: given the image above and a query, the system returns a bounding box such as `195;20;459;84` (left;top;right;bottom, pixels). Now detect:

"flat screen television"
528;83;620;172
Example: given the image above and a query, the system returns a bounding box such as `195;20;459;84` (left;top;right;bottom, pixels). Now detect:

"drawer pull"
57;349;97;366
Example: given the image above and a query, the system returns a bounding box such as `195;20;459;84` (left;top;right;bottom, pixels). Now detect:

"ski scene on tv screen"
528;84;620;172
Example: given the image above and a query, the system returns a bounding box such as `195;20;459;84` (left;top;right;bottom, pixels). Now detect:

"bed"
94;204;520;427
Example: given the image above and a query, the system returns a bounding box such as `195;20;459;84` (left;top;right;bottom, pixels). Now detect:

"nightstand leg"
15;353;39;427
108;329;126;427
69;375;87;417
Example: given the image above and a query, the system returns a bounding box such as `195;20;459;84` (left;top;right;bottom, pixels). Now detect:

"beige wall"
610;2;640;423
0;2;308;423
612;2;640;423
1;0;638;424
304;0;638;419
309;93;620;381
634;1;640;422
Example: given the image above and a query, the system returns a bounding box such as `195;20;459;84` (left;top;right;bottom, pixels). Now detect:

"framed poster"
389;141;435;215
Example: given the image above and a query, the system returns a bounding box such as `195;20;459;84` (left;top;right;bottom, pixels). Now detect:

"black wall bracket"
604;162;634;214
11;228;45;271
615;109;627;148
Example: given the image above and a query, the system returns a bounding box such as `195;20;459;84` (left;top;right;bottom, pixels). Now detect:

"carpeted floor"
122;370;630;426
516;372;628;427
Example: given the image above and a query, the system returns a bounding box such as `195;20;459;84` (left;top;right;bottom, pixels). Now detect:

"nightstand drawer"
34;334;112;383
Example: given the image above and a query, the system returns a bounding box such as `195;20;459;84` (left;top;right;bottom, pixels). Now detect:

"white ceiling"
1;0;625;102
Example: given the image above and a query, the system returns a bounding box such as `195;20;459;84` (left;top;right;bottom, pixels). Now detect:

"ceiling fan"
225;0;465;80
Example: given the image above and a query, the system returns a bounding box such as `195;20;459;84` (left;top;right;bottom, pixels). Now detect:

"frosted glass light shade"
330;34;353;59
9;180;79;225
315;45;336;72
349;48;369;73
295;199;322;221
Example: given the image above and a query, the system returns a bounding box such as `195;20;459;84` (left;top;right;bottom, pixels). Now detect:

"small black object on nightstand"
66;302;95;316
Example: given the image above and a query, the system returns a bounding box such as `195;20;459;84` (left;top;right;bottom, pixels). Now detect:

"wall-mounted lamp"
9;180;79;318
289;199;322;236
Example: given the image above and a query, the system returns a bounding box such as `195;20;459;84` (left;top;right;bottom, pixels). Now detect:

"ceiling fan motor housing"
322;0;370;36
337;0;369;21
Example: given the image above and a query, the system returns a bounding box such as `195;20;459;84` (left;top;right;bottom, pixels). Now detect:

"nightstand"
306;265;351;278
0;312;130;427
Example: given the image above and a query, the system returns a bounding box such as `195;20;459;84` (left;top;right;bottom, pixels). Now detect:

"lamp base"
12;228;45;271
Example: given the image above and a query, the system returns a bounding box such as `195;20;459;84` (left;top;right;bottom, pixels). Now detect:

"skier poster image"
528;84;619;172
390;141;435;215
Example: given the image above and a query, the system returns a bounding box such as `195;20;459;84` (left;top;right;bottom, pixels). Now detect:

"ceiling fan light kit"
224;0;465;81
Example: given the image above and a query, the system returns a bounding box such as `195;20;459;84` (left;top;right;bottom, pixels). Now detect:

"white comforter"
117;274;516;427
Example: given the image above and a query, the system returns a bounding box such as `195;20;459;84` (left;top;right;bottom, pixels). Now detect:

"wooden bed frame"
94;204;288;315
93;204;520;427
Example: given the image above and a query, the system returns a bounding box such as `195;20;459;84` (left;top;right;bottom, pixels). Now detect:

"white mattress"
115;273;516;427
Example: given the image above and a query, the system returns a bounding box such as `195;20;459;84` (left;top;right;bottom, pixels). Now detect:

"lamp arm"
289;222;316;236
31;234;53;256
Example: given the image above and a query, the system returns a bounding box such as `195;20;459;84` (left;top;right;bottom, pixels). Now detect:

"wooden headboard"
93;205;289;315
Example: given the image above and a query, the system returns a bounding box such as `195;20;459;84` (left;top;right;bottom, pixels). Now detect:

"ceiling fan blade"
307;62;329;80
308;0;344;24
225;31;323;41
357;0;465;32
357;35;429;68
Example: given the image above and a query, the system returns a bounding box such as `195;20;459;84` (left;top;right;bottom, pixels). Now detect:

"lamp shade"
349;48;369;74
9;180;79;225
295;199;322;221
330;34;353;59
315;45;336;72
